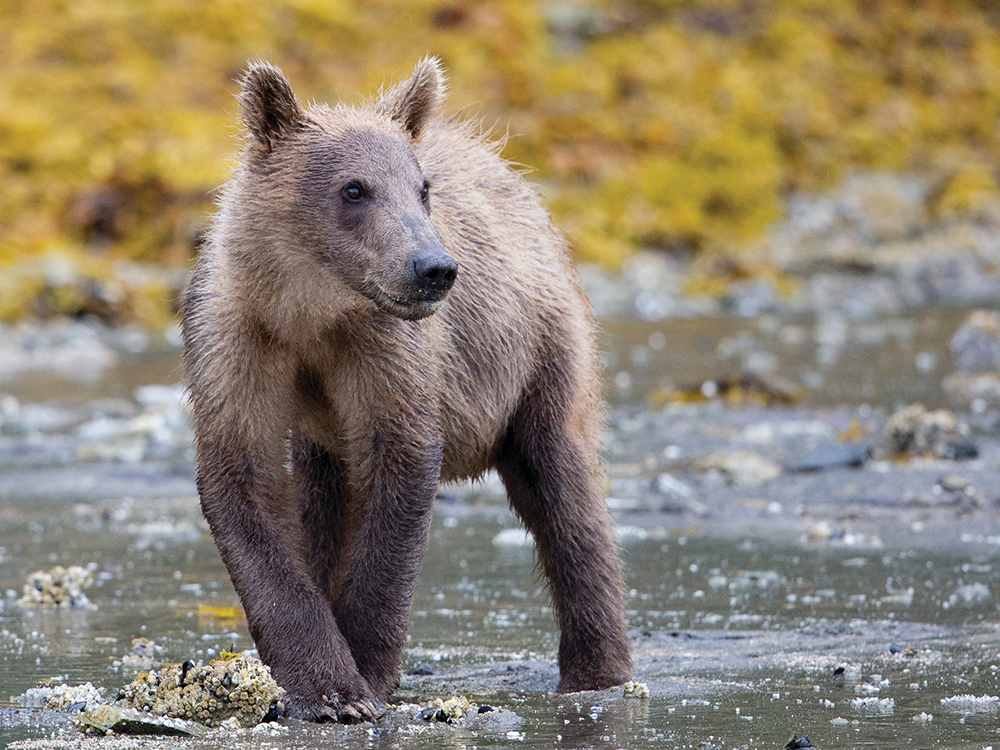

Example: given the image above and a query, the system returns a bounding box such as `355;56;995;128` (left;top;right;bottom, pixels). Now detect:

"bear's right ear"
238;62;304;153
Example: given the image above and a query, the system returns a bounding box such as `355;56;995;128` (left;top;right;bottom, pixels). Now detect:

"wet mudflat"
2;307;1000;749
3;501;1000;749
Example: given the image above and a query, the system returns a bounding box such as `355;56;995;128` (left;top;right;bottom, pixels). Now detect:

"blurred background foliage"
2;0;1000;324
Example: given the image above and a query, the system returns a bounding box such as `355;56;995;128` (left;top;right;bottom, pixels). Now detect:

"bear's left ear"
376;57;447;140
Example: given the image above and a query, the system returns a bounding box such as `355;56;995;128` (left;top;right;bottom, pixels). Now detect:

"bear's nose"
412;252;458;294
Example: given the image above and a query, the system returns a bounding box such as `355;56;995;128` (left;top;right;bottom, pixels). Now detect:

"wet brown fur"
181;58;632;723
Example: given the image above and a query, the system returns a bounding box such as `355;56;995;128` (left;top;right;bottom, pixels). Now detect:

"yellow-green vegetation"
2;1;1000;321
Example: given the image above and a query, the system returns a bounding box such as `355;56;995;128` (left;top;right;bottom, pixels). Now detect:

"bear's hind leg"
494;350;632;692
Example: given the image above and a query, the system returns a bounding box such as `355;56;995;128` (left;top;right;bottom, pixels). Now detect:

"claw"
339;699;381;724
284;687;380;725
315;706;339;723
339;704;362;723
358;699;380;722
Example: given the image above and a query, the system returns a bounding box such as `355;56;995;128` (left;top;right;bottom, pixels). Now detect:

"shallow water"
1;309;998;748
2;502;1000;748
601;309;971;411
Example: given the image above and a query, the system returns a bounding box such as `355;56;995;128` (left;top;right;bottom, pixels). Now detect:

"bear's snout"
410;251;458;297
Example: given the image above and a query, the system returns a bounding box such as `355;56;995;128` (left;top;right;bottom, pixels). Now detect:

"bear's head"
235;58;457;322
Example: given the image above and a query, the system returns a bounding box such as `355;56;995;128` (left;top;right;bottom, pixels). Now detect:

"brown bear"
181;57;632;723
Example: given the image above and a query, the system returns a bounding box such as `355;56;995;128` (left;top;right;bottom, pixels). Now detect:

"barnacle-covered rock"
404;697;522;733
19;565;95;608
434;695;471;722
695;450;782;486
623;680;650;698
883;404;977;461
118;652;283;728
15;681;104;711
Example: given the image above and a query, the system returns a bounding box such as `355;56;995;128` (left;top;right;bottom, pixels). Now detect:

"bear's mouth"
364;285;446;321
387;295;443;321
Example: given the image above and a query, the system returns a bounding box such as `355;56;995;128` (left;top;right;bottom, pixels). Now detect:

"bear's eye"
342;181;365;203
420;181;430;203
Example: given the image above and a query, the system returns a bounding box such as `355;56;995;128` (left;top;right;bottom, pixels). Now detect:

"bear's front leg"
329;410;443;701
183;330;380;724
193;428;381;723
